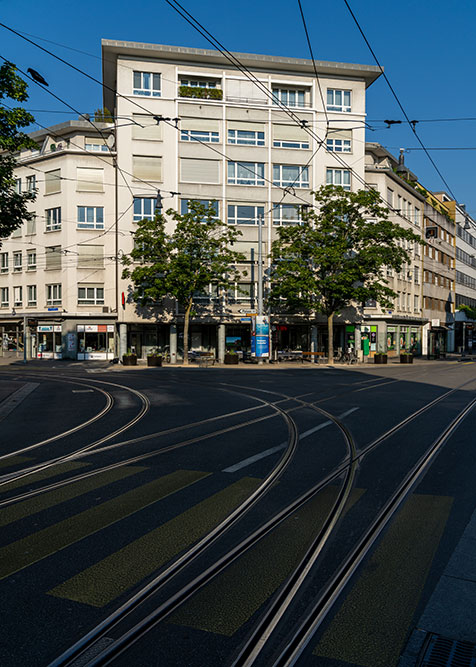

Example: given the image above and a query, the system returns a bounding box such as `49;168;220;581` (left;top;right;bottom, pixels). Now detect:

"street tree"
269;185;423;363
122;200;245;364
0;61;37;242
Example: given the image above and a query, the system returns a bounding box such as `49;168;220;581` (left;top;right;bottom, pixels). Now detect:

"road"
0;360;475;667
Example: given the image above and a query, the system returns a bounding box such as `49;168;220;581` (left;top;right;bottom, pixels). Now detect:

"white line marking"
223;407;359;473
0;383;40;422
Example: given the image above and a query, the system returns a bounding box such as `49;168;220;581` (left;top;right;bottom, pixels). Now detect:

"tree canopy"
122;200;245;363
0;61;37;242
269;185;424;362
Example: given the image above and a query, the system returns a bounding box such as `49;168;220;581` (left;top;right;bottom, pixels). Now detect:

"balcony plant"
178;85;223;100
147;348;163;367
399;351;413;364
122;350;137;366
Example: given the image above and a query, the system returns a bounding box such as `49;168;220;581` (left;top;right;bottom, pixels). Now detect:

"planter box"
147;356;162;367
400;354;413;364
224;354;239;365
374;353;388;365
122;355;137;366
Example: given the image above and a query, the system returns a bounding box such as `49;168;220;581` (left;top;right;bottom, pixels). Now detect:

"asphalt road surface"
0;360;475;667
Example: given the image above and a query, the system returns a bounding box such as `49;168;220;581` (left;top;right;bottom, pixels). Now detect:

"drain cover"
419;634;476;666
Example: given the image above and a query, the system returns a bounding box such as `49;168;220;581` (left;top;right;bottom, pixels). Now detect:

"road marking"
313;493;452;666
0;383;39;422
0;469;209;581
223;407;359;473
48;476;261;607
72;389;94;393
167;486;364;635
0;466;147;527
0;461;89;493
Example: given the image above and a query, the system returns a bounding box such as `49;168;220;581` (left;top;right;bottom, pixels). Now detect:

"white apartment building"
0;120;117;360
102;40;381;360
364;144;426;356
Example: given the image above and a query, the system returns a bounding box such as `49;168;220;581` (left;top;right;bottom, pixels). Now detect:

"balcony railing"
178;86;223;100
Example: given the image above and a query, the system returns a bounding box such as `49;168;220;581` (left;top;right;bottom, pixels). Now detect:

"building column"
25;323;32;361
119;323;127;359
354;324;361;351
170;323;177;364
311;325;318;363
218;323;225;364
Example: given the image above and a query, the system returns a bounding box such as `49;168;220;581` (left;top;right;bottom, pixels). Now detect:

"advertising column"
251;315;270;358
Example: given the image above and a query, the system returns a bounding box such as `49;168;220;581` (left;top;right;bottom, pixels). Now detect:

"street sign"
240;317;251;323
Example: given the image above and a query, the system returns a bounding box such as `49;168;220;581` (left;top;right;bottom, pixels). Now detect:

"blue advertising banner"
252;316;270;357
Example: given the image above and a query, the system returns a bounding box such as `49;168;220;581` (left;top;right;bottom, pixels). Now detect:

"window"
13;286;22;307
132;156;162;182
180;199;219;217
15;178;21;193
181;158;220;184
131;116;162;141
273;204;302;226
26;175;36;191
77;285;104;305
46;284;62;306
414;207;420;226
45;169;61;195
77;246;104;269
387;188;394;207
0;252;8;273
227;282;255;303
27;285;37;306
133;198;161;222
227;204;264;225
414;266;419;284
228;161;265;186
272;124;309;149
46;207;61;231
180;118;219;143
327;89;351;112
45;246;62;271
0;287;8;307
414;295;420;312
85;138;109;152
26;216;36;235
77;206;104;230
180;78;218;89
326;168;351;190
273;164;309;188
76;167;104;192
272;88;306;107
133;71;161;97
228;128;264;146
326;129;351;153
13;251;22;272
27;250;36;271
11;224;22;238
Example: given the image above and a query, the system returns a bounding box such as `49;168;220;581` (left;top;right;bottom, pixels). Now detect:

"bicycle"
336;349;358;364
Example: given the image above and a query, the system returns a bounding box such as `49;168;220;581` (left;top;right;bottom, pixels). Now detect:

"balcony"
178;85;223;101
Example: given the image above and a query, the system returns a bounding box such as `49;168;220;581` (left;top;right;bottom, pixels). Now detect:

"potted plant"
224;349;239;365
122;351;137;366
147;348;163;367
374;349;388;364
399;351;413;364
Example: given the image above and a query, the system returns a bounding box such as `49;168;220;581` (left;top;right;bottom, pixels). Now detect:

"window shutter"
85;137;108;148
132;156;162;181
132;115;163;140
228;121;265;132
45;169;61;194
226;79;268;103
327;128;352;140
180;158;220;183
76;167;104;191
77;245;104;269
181;118;220;132
273;124;309;141
45;246;62;270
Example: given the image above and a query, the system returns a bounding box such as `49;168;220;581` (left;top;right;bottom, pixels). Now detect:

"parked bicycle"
335;348;358;364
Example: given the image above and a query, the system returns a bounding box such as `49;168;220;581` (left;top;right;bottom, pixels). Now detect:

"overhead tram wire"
342;0;459;202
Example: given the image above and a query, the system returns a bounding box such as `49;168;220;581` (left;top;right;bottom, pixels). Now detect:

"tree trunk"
183;299;193;366
327;312;334;365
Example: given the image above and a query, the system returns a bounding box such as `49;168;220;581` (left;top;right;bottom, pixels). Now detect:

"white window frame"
15;178;21;193
273;204;302;226
180;199;219;218
0;252;8;273
227;162;265;186
0;287;8;307
326;137;351;153
133;197;161;222
326;88;352;112
326;168;351;190
13;251;22;272
272;88;307;108
180;129;219;143
227;204;265;225
77;286;105;305
273;164;309;188
13;286;22;307
46;283;62;306
133;71;161;97
27;250;37;271
273;138;309;149
46;207;61;232
228;129;264;146
179;78;219;89
26;175;36;191
77;206;104;230
27;285;37;306
85;139;109;152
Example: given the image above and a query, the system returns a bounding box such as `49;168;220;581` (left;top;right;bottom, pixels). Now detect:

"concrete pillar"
218;323;225;364
354;324;361;351
119;323;127;358
170;323;177;364
311;325;318;363
25;325;32;360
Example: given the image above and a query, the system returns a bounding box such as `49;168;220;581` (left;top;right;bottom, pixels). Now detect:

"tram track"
48;375;476;667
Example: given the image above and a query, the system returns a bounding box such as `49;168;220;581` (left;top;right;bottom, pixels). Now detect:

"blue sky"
1;0;475;213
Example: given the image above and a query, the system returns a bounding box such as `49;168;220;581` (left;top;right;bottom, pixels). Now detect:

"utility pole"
257;213;264;365
23;313;27;364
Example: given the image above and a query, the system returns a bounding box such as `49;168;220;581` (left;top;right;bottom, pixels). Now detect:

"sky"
1;0;475;214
